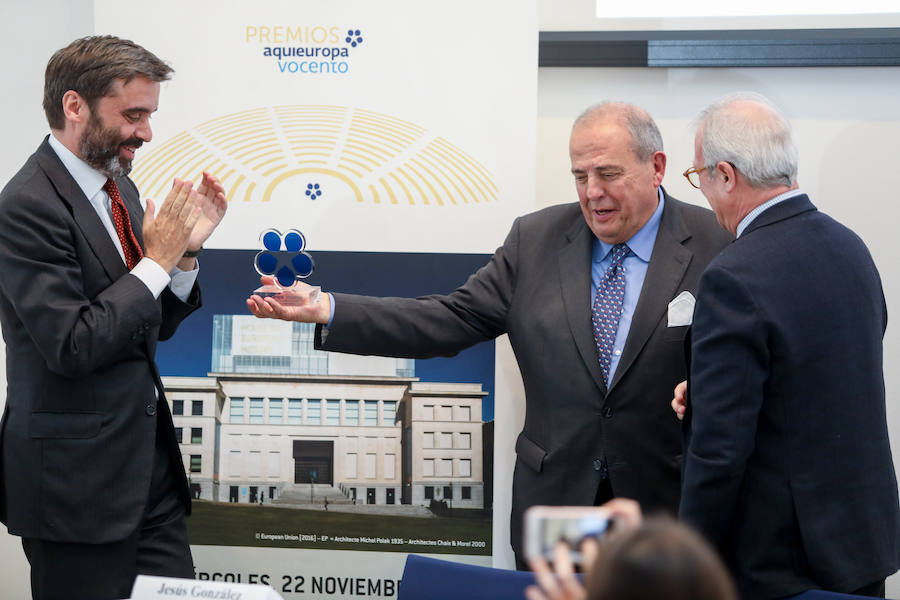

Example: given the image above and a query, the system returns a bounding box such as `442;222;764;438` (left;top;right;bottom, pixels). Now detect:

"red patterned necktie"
592;243;630;386
103;178;143;269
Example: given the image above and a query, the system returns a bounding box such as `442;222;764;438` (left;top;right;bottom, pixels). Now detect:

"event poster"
94;1;538;597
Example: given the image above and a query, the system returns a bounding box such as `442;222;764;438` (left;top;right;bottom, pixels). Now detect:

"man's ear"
61;90;89;125
717;162;737;191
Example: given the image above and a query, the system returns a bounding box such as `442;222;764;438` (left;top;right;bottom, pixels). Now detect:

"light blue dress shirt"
591;188;665;383
735;188;806;238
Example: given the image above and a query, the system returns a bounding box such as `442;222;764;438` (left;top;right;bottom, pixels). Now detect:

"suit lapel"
35;140;128;282
559;215;607;395
609;195;692;391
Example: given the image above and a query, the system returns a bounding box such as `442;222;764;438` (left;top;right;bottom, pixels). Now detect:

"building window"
307;399;321;424
382;401;397;425
228;450;241;477
269;398;283;423
386;488;395;504
191;428;202;444
190;455;201;473
363;401;378;426
249;398;264;424
423;432;434;448
366;488;376;505
192;400;203;416
459;459;471;477
423;458;435;477
424;486;434;500
439;459;452;477
422;405;434;421
346;453;357;478
443;486;453;500
174;427;183;444
288;399;302;424
462;486;471;500
365;453;377;478
459;432;471;449
229;486;239;502
456;406;471;421
172;400;184;416
249;451;262;477
439;432;452;449
326;399;340;425
229;398;244;422
345;400;359;425
437;405;452;421
267;452;279;478
385;454;396;480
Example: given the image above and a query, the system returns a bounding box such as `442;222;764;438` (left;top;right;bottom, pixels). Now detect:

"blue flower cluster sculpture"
254;228;315;288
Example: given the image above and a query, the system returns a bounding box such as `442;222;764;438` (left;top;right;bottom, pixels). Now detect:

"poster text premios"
246;25;360;75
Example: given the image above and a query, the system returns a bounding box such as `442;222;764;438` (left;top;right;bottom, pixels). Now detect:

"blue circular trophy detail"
253;228;316;292
291;253;314;277
262;230;282;252
256;252;279;275
276;266;296;288
283;231;304;252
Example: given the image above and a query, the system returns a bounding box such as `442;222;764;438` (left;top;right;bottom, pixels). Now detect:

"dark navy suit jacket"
681;195;900;598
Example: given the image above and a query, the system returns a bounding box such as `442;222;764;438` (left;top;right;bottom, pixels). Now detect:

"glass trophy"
252;228;319;306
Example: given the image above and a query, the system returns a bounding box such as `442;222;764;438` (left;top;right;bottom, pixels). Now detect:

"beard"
79;113;142;178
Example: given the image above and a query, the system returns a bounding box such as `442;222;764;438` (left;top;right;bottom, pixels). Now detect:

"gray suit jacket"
316;191;731;556
0;138;198;543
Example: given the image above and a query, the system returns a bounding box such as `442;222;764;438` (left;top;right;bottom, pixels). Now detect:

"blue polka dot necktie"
592;243;629;386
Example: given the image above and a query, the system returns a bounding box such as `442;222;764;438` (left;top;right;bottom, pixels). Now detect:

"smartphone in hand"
524;506;616;565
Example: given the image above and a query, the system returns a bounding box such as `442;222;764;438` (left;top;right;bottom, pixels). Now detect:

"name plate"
131;575;283;600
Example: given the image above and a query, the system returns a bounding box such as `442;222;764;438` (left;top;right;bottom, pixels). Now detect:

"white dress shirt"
48;133;198;301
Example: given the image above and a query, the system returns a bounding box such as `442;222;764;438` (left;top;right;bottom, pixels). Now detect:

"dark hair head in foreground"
587;517;737;600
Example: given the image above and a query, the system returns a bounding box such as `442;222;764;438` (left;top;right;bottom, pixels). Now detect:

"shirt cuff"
131;257;171;299
169;261;200;302
318;292;336;344
327;292;336;327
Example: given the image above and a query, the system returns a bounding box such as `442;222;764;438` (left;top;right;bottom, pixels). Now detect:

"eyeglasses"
682;166;710;189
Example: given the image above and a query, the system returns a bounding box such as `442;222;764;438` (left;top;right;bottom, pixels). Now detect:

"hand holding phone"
524;506;617;566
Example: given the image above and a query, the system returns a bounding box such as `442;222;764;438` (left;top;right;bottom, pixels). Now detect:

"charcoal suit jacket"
315;191;730;557
0;137;198;543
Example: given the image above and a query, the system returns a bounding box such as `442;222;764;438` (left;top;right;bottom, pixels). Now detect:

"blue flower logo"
254;228;315;288
346;29;363;47
305;183;323;199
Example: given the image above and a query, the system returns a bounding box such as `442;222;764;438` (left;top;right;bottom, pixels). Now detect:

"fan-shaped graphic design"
131;105;497;208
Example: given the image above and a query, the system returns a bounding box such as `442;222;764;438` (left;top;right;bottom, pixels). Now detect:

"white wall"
0;2;93;597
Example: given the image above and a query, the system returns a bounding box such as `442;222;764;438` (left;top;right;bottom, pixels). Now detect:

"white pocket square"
667;291;696;327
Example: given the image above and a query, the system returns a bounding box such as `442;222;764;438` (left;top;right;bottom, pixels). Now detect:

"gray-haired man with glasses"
676;92;900;598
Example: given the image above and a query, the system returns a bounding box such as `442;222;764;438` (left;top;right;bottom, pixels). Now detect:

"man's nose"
135;120;152;143
586;175;605;199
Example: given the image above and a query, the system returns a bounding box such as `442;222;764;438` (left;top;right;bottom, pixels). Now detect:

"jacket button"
603;406;613;418
146;404;157;416
592;459;603;471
